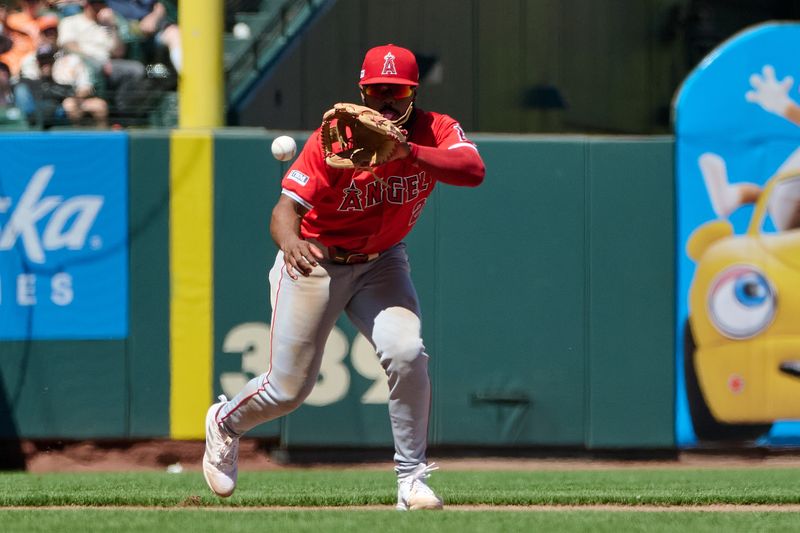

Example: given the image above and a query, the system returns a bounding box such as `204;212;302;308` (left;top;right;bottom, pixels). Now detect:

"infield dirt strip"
21;439;800;473
8;504;800;512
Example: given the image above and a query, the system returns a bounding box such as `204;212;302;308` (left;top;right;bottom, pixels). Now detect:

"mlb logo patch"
289;170;310;186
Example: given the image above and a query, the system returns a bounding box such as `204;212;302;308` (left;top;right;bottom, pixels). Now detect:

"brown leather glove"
320;102;407;169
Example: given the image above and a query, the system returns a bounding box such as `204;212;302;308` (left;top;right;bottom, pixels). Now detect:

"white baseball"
232;22;251;40
271;135;297;162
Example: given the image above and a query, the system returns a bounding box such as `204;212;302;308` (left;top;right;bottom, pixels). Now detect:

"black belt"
328;246;380;264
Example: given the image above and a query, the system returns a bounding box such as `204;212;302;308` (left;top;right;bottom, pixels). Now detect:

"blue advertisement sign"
0;133;128;339
674;23;800;446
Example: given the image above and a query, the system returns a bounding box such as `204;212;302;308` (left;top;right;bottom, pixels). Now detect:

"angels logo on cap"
381;52;397;76
359;44;419;86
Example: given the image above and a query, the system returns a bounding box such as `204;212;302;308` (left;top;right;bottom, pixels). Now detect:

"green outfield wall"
0;131;674;449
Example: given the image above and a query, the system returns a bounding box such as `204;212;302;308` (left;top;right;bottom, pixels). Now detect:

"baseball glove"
320;103;407;169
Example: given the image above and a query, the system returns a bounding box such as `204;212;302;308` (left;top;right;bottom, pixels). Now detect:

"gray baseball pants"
216;243;431;475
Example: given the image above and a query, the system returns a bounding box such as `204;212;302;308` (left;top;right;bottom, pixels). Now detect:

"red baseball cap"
359;44;418;86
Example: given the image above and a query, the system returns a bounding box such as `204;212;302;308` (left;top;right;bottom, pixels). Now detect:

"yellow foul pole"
179;0;224;127
170;0;223;438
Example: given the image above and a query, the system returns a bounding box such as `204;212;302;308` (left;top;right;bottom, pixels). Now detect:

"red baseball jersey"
281;109;477;253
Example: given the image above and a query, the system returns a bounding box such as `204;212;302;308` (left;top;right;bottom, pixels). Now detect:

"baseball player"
203;44;485;510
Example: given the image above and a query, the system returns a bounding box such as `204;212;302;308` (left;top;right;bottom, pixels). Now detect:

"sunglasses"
362;85;414;99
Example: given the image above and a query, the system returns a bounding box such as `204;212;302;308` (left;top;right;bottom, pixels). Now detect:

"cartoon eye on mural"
675;24;800;447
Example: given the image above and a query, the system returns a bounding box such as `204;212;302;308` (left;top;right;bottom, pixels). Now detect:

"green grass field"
1;468;799;532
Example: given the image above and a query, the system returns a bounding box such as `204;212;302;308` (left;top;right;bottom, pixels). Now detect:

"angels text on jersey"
338;171;432;212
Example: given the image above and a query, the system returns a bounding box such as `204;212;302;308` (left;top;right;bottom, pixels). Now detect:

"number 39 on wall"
219;322;390;406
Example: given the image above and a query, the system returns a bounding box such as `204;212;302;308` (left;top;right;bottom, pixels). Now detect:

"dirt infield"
5;504;800;512
13;439;800;473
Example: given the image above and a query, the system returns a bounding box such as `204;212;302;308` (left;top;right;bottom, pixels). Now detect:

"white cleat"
202;395;239;498
396;463;444;511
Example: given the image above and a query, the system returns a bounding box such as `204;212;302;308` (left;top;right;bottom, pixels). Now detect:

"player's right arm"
270;195;323;279
393;115;485;187
271;132;329;279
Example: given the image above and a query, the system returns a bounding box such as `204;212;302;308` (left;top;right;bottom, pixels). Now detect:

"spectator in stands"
16;43;108;127
58;0;125;62
0;0;48;78
106;0;181;73
18;13;59;80
57;0;145;106
14;44;71;127
6;0;51;39
0;61;15;105
0;60;25;125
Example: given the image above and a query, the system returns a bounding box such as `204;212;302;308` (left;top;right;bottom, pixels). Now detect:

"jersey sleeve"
432;114;479;151
405;111;485;187
279;130;331;210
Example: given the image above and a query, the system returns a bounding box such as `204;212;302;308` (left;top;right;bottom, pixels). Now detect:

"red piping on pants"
220;264;285;423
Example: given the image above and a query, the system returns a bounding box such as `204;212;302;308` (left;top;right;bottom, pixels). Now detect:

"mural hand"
745;65;794;116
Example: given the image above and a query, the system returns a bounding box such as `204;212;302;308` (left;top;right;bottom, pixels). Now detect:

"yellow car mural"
685;170;800;441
